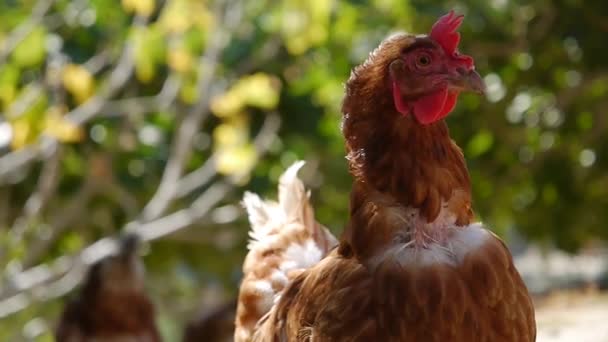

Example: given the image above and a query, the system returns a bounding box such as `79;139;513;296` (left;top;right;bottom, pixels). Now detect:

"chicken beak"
450;69;486;95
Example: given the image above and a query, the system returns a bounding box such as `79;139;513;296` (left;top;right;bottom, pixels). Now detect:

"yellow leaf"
10;120;31;150
43;106;84;143
62;64;94;103
158;0;191;33
133;28;155;82
8;90;48;149
210;91;244;118
159;0;213;33
216;144;257;176
136;59;155;83
237;73;281;109
281;0;330;55
211;73;281;117
190;2;215;30
213;122;248;147
122;0;155;17
168;48;193;72
121;0;135;13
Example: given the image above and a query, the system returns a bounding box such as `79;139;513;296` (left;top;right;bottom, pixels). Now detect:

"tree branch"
9;143;62;244
176;112;281;199
65;15;147;126
3;83;45;119
20;180;96;269
99;72;181;118
141;0;242;221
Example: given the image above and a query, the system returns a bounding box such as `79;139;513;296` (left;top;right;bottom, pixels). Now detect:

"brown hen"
236;11;535;342
56;234;161;342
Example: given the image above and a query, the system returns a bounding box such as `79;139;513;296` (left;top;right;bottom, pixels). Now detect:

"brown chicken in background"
56;234;161;342
236;11;535;341
183;299;237;342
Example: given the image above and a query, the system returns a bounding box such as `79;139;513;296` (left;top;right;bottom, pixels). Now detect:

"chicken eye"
416;54;432;67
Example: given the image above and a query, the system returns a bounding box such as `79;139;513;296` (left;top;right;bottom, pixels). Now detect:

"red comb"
430;11;474;69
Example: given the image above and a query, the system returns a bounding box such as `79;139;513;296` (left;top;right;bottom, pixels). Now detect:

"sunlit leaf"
281;0;330;55
238;73;282;109
216;144;257;176
467;130;494;157
43;106;84;143
8;91;48;149
313;78;342;108
122;0;155;17
159;0;213;33
183;27;206;55
62;64;95;103
10;119;31;150
211;91;244;118
213;122;248;147
11;25;46;68
132;26;166;83
332;3;359;44
159;0;191;33
59;232;85;253
168;47;193;72
373;0;413;20
211;73;281;117
0;63;20;109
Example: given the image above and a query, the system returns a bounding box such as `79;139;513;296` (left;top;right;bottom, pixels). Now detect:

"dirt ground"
535;290;608;342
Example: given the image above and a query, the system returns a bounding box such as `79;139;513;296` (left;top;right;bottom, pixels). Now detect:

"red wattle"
412;87;448;125
438;91;458;118
392;82;460;125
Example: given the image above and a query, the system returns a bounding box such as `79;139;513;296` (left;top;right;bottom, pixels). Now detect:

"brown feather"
257;235;535;342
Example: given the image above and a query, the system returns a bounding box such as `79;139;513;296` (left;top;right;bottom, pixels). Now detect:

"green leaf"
467;130;494;157
11;26;46;68
132;26;166;83
0;63;20;109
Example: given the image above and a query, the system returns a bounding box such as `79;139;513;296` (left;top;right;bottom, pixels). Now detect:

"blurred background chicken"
55;234;161;342
182;299;236;342
236;12;535;341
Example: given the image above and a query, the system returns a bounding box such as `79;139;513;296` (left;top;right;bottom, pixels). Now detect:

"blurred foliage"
0;0;607;340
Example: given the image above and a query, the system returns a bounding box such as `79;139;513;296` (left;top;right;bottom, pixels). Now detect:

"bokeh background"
1;0;607;340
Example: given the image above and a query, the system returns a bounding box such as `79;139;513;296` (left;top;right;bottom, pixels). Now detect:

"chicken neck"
340;108;473;261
